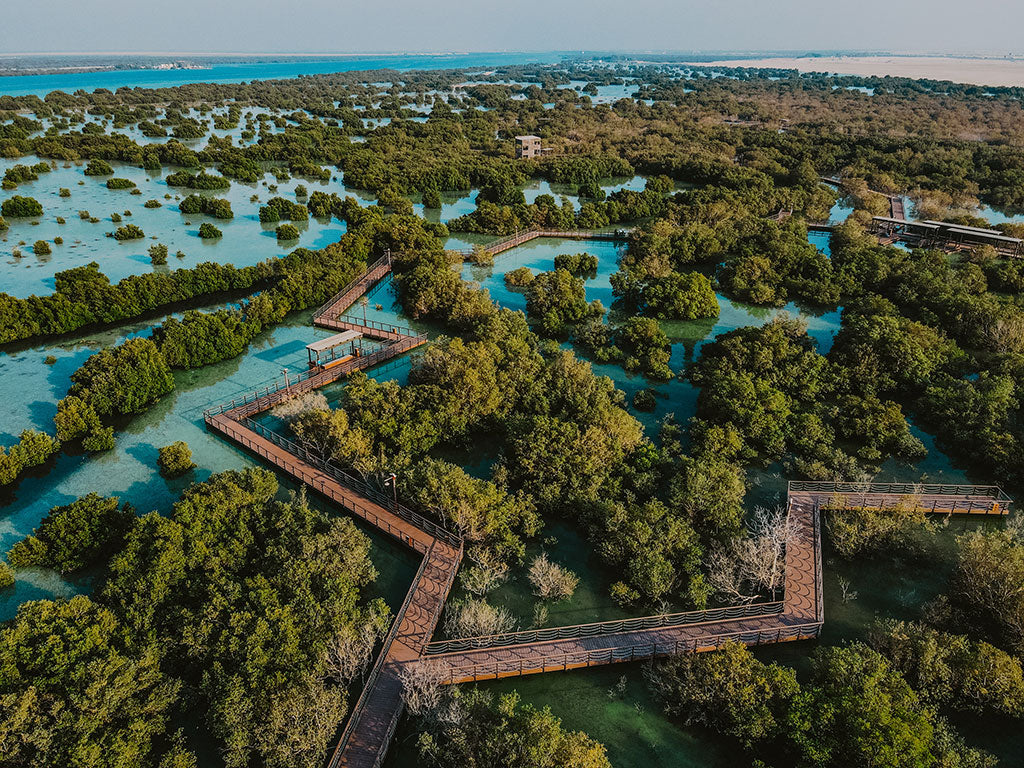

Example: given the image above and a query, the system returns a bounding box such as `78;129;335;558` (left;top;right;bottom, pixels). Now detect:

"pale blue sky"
3;0;1023;55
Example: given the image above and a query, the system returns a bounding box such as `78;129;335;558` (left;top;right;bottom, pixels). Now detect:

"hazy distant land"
0;52;476;77
9;51;1024;87
694;55;1024;87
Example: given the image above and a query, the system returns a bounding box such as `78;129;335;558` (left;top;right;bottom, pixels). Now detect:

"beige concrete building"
515;134;542;159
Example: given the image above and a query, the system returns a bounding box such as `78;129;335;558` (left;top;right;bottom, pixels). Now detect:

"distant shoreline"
689;55;1024;88
7;51;1024;88
0;52;565;97
0;51;553;78
0;51;482;60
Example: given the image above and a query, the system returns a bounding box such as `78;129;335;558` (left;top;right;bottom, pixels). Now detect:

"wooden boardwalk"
202;247;1013;768
207;251;463;768
314;254;394;325
205;332;426;422
468;228;633;257
206;411;462;768
429;492;823;682
819;175;905;220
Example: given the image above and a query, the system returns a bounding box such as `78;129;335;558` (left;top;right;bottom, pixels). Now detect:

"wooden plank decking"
429;493;822;683
481;228;633;256
314;254;394;323
202;240;1012;768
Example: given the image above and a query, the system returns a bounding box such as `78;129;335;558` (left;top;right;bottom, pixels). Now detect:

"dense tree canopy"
1;195;42;217
7;493;135;572
104;469;383;767
5;59;1024;768
66;337;174;419
414;689;611;768
0;596;188;768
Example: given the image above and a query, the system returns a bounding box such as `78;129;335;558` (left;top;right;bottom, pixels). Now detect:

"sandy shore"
693;56;1024;88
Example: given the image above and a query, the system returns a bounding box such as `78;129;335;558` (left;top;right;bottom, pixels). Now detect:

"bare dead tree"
323;604;389;686
986;312;1024;355
399;659;450;717
706;505;798;603
459;548;510;596
747;504;796;596
443;598;516;639
527;553;580;602
271;391;328;423
705;546;756;604
837;576;858;603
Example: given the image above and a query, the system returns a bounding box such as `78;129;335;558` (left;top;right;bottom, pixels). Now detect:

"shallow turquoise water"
458;235;842;435
827;199;855;224
19;106;296;149
0;228;846;619
2;61;1016;767
383;662;743;768
808;229;832;254
1;154;667;299
0;189;1009;766
521;174;648;207
0;156;351;297
0;299;244;443
0;53;569;99
0;305;422;620
976;203;1024;225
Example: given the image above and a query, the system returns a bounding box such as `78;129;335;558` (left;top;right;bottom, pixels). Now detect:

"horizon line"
1;48;1018;58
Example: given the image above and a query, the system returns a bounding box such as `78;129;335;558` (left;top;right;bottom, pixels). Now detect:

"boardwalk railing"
789;480;1008;498
203;332;426;420
204;415;449;554
532;228;633;240
199;238;1016;768
438;623;824;683
235;417;463;549
424;601;784;655
790;481;1012;515
811;498;825;624
485;230;545;253
483;228;633;255
314;253;392;321
327;540;439;768
347;538;464;768
316;315;423;339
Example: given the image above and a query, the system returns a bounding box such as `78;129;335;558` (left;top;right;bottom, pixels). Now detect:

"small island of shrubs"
198;222;222;239
275;223;299;241
157;441;195;478
111;224;145;240
1;195;43;218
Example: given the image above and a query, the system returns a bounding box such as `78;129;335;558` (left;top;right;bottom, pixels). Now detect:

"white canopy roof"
306;330;362;353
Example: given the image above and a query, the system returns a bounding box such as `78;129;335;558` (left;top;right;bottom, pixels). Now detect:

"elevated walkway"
204;246;1012;768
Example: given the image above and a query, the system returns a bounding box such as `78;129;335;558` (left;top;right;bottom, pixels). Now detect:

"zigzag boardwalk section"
425;493;823;682
206;249;459;768
424;484;1010;684
206;411;463;768
202;247;1013;768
